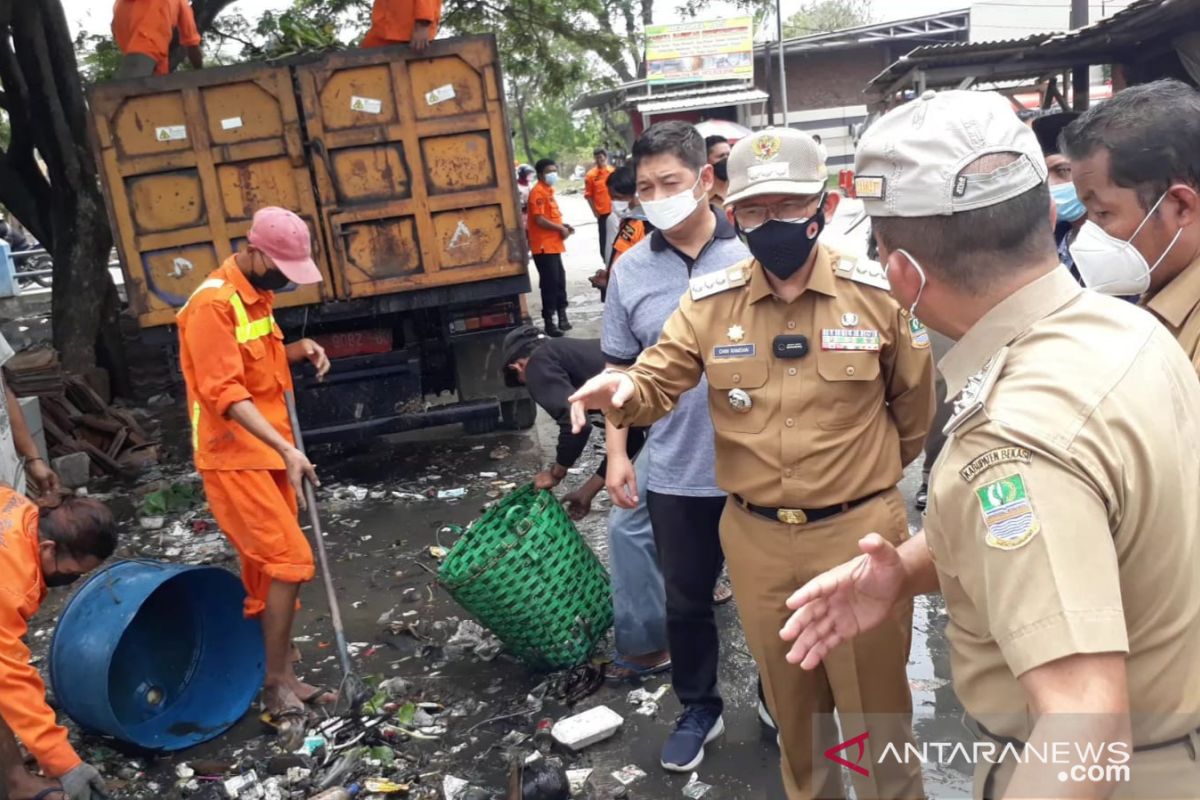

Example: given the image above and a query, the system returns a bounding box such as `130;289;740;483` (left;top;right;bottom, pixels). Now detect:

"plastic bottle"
308;783;361;800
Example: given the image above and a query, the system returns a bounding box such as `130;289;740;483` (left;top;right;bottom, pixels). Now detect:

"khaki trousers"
720;489;925;800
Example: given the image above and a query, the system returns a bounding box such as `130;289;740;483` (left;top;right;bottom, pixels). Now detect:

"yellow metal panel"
201;82;285;146
420;133;495;196
112;93;193;158
125;171;206;234
316;65;398;131
339;217;422;289
408;55;485;120
216;157;303;221
432;206;503;269
329;144;411;204
89;62;333;327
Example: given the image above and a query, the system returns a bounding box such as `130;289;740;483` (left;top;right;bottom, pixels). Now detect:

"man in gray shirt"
600;121;748;773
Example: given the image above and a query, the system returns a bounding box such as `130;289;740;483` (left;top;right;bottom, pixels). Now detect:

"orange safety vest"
176;258;295;471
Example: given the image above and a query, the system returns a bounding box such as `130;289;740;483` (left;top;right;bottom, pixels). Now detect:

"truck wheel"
501;398;537;431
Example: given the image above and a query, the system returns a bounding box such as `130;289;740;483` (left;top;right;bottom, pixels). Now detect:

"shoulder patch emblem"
690;264;748;301
976;473;1040;550
960;447;1032;483
944;347;1009;435
908;317;930;349
835;258;890;291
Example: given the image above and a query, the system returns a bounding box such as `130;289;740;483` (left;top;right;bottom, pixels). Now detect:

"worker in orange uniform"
584;147;616;262
362;0;443;51
111;0;203;79
0;489;117;800
176;207;332;726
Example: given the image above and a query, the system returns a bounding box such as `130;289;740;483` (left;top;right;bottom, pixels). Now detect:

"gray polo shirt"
601;208;748;497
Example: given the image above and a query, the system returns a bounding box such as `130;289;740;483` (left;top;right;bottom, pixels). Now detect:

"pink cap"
247;207;322;285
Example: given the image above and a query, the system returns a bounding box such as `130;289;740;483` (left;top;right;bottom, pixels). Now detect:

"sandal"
605;655;672;682
298;685;338;707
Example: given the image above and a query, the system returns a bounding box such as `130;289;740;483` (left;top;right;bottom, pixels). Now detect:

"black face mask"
713;157;729;183
740;203;827;280
45;571;81;588
248;268;291;291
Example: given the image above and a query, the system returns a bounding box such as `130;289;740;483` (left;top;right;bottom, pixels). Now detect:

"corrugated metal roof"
637;88;770;114
869;0;1200;94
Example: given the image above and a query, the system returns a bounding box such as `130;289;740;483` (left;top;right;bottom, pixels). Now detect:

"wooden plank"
79;414;125;435
80;441;124;475
106;428;129;459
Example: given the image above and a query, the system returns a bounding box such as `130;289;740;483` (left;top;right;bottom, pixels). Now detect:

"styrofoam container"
550;704;624;751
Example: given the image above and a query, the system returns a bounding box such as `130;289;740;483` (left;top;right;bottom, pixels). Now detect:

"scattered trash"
223;770;262;799
140;482;198;517
443;775;470;800
520;757;571;800
683;773;713;798
444;619;503;661
478;471;498;478
489;446;510;460
308;782;361;800
437;487;467;500
610;765;646;786
551;705;624;751
363;777;408;794
297;735;327;756
626;684;670;716
139;516;165;530
174;763;194;780
428;545;448;559
566;768;593;795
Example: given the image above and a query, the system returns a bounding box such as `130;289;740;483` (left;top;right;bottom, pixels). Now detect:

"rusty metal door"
89;63;331;327
295;35;526;299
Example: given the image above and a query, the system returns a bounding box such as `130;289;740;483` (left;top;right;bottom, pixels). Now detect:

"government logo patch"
976;474;1039;550
959;447;1032;482
908;317;930;349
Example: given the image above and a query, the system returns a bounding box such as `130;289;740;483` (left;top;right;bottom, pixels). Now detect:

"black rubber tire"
501;397;537;431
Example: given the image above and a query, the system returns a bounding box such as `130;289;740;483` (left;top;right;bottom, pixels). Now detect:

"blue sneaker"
661;705;725;772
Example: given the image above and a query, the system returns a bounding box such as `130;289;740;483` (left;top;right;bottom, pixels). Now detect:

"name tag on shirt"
713;344;756;359
821;328;881;351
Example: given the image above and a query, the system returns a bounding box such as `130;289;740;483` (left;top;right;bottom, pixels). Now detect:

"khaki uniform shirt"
1143;251;1200;375
608;245;935;507
926;267;1200;746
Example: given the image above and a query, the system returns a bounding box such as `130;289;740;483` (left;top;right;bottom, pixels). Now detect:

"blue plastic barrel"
49;561;264;751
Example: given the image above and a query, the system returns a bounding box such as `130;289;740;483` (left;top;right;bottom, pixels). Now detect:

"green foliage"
783;0;873;37
74;31;124;84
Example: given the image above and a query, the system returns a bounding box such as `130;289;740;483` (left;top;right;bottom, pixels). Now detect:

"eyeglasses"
733;194;823;231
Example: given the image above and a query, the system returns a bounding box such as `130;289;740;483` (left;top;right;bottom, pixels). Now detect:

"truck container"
88;35;535;442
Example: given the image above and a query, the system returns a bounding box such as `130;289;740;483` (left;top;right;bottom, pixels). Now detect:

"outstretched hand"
778;533;907;670
567;372;634;433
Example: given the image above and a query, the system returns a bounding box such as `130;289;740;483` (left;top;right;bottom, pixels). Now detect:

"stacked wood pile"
5;348;159;475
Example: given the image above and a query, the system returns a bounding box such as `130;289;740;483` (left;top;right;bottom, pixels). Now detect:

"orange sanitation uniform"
0;488;81;777
362;0;443;48
526;181;566;256
111;0;202;75
177;258;314;617
584;164;615;216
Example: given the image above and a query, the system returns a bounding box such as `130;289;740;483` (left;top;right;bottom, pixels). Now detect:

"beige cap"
853;90;1047;218
724;127;826;206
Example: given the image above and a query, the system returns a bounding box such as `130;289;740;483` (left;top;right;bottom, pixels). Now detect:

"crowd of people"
506;78;1200;799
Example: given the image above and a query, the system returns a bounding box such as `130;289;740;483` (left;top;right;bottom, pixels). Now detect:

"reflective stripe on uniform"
227;293;276;344
191;401;201;452
178;278;228;313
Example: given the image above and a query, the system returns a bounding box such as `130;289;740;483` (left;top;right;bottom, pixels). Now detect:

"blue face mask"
544;173;559;187
1050;182;1086;223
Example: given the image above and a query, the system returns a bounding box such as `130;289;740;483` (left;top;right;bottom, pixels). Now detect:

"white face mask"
639;174;702;232
611;200;631;218
1069;192;1182;296
896;248;927;318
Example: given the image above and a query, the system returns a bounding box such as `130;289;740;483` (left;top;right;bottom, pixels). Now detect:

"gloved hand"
61;763;108;800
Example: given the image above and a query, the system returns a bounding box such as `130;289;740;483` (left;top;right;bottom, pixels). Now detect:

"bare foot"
262;682;305;717
284;671;338;707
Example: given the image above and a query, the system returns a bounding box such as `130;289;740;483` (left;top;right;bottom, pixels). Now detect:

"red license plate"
314;329;393;360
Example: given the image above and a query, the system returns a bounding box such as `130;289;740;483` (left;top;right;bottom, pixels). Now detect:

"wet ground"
26;194;978;799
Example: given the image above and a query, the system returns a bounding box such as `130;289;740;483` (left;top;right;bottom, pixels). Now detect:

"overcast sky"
64;0;980;38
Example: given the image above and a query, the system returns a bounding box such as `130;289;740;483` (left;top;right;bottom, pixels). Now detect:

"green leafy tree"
784;0;873;37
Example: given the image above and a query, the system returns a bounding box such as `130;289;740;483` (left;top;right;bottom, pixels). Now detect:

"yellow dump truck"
88;35;535;441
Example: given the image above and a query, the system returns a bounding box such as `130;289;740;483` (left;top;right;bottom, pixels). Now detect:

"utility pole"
1070;0;1090;110
776;0;789;127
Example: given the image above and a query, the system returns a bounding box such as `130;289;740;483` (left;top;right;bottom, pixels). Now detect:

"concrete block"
16;395;47;461
52;452;91;489
551;705;624;751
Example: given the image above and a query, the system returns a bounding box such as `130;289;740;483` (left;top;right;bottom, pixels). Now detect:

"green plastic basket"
438;484;613;671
